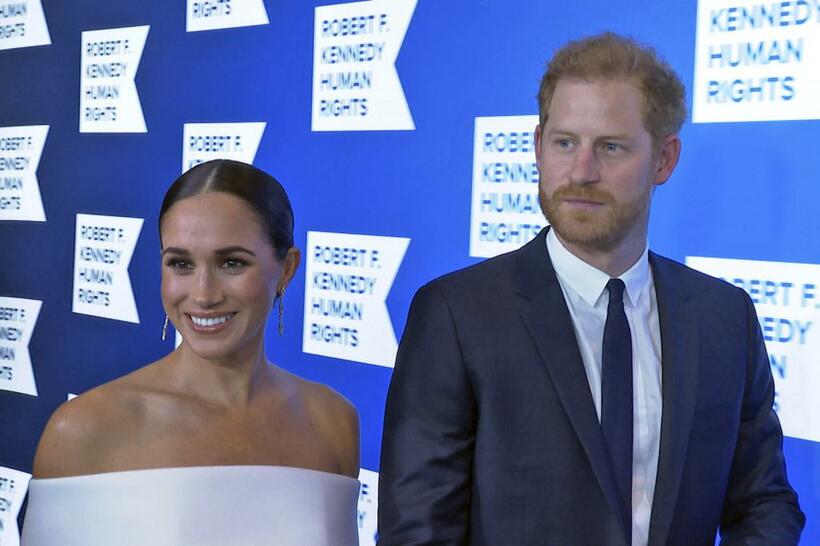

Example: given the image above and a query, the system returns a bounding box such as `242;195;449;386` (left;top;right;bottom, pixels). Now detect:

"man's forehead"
541;78;650;140
548;77;641;109
552;75;643;95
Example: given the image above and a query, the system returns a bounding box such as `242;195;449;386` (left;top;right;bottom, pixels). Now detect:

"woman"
23;160;360;545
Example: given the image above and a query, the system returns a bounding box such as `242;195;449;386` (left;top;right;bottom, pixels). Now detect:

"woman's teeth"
190;314;234;327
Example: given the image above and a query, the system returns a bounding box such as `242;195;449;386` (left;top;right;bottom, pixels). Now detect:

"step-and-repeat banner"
1;1;818;544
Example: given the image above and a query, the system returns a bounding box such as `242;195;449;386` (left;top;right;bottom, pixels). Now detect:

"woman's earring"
161;315;169;341
278;288;285;336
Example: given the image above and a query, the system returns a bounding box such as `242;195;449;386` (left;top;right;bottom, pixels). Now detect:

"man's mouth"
561;197;605;207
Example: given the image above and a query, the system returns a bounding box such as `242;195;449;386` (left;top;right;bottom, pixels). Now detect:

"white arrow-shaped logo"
80;25;150;133
0;0;51;51
303;231;409;367
0;466;32;546
182;122;267;172
73;214;144;323
0;297;42;396
186;0;269;32
312;0;417;131
0;125;48;222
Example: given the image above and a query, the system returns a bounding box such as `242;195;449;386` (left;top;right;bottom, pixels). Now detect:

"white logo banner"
0;466;32;546
0;125;48;221
686;256;820;442
470;116;544;258
80;25;150;133
0;297;41;396
303;231;409;367
312;0;416;131
73;214;144;323
357;468;378;546
0;0;51;51
182;122;266;172
186;0;269;32
693;0;820;122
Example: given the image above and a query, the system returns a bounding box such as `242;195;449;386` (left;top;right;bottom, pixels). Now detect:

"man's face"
535;78;673;252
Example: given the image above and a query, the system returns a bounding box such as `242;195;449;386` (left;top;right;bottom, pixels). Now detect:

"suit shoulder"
651;253;750;303
418;247;522;299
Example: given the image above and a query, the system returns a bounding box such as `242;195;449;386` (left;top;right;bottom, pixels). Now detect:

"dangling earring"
161;315;169;341
277;287;285;336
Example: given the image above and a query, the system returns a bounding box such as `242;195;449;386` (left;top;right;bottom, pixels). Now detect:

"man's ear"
653;134;681;187
534;124;543;166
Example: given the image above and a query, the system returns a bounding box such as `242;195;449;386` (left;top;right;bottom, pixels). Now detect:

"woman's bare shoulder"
274;368;357;422
32;360;164;479
283;371;360;477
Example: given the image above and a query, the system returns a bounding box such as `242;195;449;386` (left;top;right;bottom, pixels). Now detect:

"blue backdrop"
0;1;817;544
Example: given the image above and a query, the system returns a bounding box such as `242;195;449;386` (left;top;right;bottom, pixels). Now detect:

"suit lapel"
647;254;700;546
516;229;626;541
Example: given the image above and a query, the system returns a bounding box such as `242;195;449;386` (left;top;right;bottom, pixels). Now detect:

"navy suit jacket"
378;228;803;546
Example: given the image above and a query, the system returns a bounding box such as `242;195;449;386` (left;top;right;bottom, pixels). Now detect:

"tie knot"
606;278;626;301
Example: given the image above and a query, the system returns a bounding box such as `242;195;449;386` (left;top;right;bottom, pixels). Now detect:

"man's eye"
603;142;621;152
555;138;573;149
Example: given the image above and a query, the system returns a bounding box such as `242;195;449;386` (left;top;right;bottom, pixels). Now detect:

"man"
378;33;804;546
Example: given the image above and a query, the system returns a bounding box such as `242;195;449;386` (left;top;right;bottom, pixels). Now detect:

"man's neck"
553;228;648;278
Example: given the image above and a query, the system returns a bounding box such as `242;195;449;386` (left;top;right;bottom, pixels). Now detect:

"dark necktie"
601;278;633;544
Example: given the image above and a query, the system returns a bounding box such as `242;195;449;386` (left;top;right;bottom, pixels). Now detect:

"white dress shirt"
546;228;662;546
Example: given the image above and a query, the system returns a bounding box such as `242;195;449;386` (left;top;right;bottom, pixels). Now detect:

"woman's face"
160;192;297;361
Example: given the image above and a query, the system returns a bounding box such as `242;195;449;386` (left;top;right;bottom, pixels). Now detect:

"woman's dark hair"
159;159;294;260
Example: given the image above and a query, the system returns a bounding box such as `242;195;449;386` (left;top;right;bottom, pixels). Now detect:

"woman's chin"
181;337;244;362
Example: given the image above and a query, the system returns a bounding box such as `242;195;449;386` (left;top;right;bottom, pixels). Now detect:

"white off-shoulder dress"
21;465;360;546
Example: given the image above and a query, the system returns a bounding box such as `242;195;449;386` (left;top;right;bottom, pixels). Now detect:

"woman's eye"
165;259;193;271
221;258;247;270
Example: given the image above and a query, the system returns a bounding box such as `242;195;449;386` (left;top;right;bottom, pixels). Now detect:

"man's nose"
568;145;601;185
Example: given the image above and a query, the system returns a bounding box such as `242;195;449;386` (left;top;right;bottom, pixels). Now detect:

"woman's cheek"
161;273;188;308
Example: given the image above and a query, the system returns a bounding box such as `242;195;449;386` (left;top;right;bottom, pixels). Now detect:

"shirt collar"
546;227;650;308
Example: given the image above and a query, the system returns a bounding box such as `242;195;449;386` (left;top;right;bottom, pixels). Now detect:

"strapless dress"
21;465;359;546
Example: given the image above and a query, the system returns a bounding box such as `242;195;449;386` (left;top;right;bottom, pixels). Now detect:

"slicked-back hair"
159;159;294;260
537;32;686;146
